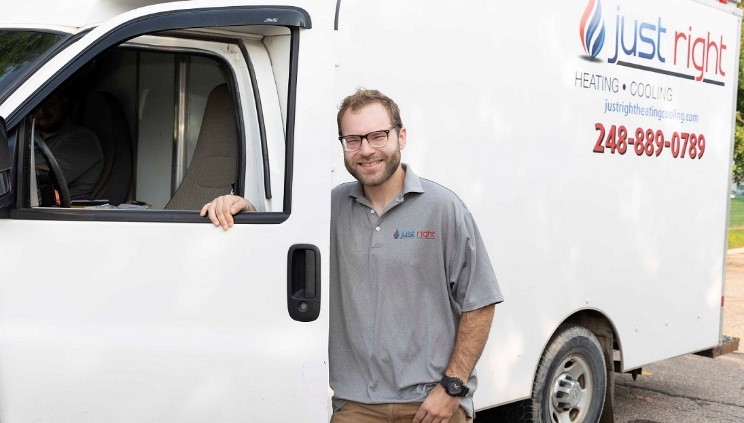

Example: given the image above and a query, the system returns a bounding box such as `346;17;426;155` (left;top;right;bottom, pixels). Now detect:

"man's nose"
357;137;376;155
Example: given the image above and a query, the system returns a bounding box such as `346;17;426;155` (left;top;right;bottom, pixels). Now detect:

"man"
35;92;104;200
201;89;502;423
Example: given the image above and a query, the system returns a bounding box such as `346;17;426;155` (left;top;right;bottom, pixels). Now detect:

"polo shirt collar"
401;164;425;195
348;163;425;202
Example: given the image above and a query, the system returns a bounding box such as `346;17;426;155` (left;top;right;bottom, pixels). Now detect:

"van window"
14;26;292;221
0;30;67;99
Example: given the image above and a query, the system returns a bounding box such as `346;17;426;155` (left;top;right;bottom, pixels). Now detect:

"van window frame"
4;6;309;224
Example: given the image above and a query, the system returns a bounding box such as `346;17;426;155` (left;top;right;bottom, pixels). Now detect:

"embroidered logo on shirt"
393;229;436;239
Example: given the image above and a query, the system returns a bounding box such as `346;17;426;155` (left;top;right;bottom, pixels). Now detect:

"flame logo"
579;0;606;58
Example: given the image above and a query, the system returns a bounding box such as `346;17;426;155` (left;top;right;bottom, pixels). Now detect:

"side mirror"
0;117;13;207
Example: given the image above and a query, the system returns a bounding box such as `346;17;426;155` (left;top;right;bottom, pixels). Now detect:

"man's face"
34;94;67;134
340;102;406;187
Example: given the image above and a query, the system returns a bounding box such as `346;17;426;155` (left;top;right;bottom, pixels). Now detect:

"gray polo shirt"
329;164;503;417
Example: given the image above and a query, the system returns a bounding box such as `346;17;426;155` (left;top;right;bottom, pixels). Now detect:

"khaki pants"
330;401;472;423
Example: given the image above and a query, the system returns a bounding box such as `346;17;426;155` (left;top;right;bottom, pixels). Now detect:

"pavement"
613;352;744;423
723;248;744;353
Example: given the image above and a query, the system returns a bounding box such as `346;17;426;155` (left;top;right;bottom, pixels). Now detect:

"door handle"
287;244;321;322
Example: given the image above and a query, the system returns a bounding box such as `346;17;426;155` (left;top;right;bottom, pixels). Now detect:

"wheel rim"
549;353;594;423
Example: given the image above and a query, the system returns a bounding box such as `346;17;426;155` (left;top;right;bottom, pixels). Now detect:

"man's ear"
398;126;407;150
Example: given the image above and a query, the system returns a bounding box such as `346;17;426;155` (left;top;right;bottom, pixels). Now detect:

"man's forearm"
445;304;496;381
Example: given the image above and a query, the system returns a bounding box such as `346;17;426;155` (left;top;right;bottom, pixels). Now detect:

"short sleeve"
447;207;504;312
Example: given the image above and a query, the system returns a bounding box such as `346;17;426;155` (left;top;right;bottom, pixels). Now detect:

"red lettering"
673;29;689;66
719;35;727;76
706;32;718;74
692;35;706;81
675;27;728;80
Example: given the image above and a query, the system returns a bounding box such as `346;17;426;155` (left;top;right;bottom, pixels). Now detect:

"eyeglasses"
338;126;398;152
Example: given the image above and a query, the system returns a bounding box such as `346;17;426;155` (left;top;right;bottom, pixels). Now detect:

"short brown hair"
337;88;403;135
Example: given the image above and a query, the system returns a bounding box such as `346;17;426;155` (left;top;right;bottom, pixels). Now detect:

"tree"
734;3;744;184
0;31;60;85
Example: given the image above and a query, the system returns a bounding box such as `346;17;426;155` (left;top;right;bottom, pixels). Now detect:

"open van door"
0;2;332;422
0;118;12;208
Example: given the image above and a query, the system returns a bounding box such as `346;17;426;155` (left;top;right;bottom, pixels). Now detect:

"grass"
729;198;744;249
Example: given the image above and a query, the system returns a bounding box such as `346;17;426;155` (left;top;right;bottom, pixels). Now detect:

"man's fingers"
229;197;253;214
419;413;435;423
202;195;253;230
206;196;228;229
415;390;457;423
207;202;220;227
412;407;427;423
215;196;232;229
200;201;222;227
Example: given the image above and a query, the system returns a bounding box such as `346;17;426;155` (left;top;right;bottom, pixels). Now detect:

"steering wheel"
34;135;71;207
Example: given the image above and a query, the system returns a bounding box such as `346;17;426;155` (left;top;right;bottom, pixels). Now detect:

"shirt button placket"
371;210;383;249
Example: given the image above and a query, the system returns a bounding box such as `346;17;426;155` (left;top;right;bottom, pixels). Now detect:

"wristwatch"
440;375;470;397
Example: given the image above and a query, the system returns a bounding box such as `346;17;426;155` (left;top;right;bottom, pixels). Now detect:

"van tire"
530;324;606;423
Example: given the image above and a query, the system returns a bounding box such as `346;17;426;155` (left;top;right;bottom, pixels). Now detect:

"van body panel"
0;0;739;419
332;0;740;406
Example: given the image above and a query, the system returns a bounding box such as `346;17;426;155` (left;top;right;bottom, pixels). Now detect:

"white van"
0;0;740;421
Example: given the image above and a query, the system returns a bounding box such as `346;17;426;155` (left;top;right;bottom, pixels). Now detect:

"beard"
344;146;401;187
36;116;65;134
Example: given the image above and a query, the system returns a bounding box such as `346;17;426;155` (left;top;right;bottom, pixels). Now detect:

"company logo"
580;0;606;58
577;1;729;85
393;229;436;240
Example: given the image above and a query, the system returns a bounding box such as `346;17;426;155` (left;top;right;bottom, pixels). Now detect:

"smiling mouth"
359;160;382;168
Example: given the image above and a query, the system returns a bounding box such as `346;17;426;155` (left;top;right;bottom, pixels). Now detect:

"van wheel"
531;324;606;423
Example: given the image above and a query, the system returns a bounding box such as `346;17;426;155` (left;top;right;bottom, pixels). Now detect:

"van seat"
165;84;238;210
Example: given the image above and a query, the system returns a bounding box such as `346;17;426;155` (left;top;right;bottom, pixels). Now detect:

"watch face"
448;380;463;394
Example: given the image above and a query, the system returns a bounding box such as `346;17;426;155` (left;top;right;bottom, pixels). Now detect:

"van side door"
0;4;331;422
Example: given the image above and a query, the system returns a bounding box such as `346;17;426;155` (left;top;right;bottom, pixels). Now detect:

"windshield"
0;30;67;100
